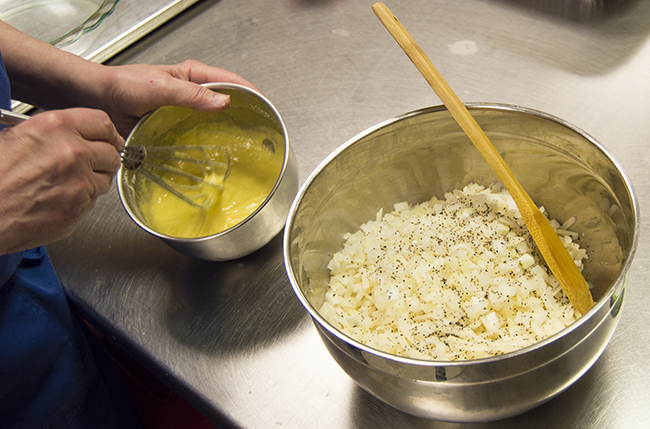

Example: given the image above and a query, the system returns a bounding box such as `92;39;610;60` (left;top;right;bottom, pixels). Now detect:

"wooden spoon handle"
372;2;594;314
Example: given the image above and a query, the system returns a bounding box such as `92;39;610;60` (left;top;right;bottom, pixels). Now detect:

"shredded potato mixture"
319;183;587;361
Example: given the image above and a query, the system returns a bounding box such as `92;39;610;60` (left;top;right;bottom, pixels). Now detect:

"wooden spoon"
372;2;594;315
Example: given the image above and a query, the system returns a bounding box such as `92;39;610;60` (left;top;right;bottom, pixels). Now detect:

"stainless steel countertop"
47;0;650;427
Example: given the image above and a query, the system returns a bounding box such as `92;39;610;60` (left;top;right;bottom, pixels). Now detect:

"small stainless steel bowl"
118;83;298;261
284;104;638;422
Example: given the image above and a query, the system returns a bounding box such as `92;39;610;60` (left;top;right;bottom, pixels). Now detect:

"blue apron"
0;53;140;428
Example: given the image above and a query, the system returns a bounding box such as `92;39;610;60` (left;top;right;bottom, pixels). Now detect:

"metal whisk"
0;109;230;209
120;144;230;208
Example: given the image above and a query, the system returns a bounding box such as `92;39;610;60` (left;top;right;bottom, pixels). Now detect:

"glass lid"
0;0;119;52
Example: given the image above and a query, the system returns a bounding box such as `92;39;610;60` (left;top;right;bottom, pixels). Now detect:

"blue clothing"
0;53;140;428
0;48;9;111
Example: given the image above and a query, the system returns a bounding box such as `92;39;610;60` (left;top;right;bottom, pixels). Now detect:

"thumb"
168;81;231;112
195;85;231;111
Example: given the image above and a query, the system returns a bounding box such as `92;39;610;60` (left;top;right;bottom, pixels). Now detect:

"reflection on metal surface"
610;278;624;318
498;0;638;22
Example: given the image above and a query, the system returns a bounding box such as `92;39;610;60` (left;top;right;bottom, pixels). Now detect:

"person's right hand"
0;108;124;255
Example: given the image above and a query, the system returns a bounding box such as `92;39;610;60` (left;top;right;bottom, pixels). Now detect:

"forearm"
0;20;107;111
1;21;260;137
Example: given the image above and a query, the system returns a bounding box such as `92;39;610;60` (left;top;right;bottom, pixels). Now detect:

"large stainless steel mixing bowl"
118;83;299;261
283;104;638;422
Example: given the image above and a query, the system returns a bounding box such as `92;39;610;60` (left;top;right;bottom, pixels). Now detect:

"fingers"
179;60;261;93
23;109;122;187
0;109;123;252
66;108;125;152
163;60;263;112
163;81;233;112
101;61;261;135
88;170;116;197
60;110;123;194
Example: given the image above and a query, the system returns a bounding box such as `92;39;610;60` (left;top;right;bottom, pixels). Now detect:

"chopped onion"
319;182;588;361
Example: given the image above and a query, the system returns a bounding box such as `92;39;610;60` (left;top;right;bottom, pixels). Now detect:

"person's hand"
95;60;260;136
0;109;124;255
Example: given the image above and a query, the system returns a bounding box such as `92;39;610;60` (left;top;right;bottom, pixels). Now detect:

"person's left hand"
94;60;260;136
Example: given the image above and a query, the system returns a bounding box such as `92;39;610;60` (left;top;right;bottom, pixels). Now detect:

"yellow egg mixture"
137;117;284;238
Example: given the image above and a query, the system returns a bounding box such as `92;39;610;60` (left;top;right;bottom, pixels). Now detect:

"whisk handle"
0;109;30;127
121;145;147;170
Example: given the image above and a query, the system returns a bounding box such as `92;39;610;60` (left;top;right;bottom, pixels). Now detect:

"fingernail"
214;93;230;108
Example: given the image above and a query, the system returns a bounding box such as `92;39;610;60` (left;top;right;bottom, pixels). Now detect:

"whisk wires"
121;144;230;208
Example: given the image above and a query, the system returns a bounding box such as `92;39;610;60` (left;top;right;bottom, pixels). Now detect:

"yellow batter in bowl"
135;114;285;238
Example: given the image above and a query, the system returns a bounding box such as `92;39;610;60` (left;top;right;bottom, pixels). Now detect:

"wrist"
0;21;107;110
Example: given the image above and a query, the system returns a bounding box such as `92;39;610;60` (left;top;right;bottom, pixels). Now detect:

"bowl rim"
283;102;639;367
117;82;291;243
